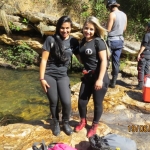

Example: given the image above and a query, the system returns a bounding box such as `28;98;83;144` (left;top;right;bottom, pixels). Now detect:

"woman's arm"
95;50;107;90
40;50;50;92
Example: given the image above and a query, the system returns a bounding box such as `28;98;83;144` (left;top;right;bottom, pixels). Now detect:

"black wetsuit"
42;35;79;120
137;32;150;82
74;37;110;123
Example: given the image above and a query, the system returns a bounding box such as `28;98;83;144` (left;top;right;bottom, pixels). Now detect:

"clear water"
0;68;81;122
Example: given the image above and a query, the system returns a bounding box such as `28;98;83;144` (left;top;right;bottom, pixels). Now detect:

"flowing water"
0;67;81;122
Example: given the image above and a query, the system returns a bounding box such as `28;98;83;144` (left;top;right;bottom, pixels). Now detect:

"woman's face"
83;22;95;41
59;22;71;40
145;26;150;32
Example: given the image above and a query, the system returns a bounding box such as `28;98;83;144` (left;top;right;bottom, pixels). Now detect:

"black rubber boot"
136;81;143;90
62;120;73;136
52;119;60;136
109;75;117;88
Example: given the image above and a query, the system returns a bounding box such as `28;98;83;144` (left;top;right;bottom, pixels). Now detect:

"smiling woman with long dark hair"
39;16;79;136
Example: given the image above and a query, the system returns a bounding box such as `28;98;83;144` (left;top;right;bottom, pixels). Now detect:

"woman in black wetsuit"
74;16;110;138
40;16;79;136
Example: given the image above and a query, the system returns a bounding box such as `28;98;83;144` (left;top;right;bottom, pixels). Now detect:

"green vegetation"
0;0;150;69
0;43;39;69
9;22;21;31
117;0;150;40
1;0;150;40
59;0;150;41
91;0;109;25
8;18;30;31
119;60;127;71
22;18;29;24
91;0;150;40
69;55;84;72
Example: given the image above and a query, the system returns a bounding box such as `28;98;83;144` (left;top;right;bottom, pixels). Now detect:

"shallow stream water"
0;67;81;122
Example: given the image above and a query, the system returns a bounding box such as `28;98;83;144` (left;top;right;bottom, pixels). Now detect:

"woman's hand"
137;46;146;61
40;80;50;93
95;79;103;90
137;53;141;61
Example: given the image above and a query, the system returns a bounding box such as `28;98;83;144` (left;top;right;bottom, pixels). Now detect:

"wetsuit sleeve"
95;38;107;52
42;36;54;52
72;38;79;55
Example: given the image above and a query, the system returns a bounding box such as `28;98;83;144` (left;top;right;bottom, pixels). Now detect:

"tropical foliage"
0;43;39;69
91;0;150;40
0;0;150;69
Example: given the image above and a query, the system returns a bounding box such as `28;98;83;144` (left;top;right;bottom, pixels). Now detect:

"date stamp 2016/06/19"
128;125;150;132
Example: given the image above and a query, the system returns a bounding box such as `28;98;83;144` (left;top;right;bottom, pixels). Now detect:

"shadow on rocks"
75;141;90;150
116;79;133;88
23;119;85;131
126;90;143;102
25;119;51;129
69;120;79;128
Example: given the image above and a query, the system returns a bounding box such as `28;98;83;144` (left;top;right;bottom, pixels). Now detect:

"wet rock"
1;79;150;150
0;120;111;150
71;82;150;150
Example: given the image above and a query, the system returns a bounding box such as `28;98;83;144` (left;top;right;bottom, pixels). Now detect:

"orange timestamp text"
128;125;150;132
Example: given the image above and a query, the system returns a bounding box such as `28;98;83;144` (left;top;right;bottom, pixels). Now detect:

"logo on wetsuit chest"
85;48;93;55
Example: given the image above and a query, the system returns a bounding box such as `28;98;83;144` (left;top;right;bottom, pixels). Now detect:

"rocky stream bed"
0;69;150;150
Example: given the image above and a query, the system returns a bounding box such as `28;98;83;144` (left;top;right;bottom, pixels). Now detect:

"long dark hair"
53;16;72;63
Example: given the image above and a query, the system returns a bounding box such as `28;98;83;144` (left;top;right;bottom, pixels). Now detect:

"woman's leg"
57;76;71;120
87;82;108;138
45;74;58;119
44;74;60;136
144;59;150;76
137;58;146;89
57;76;73;135
78;80;92;118
92;83;108;123
74;78;93;132
137;58;146;82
